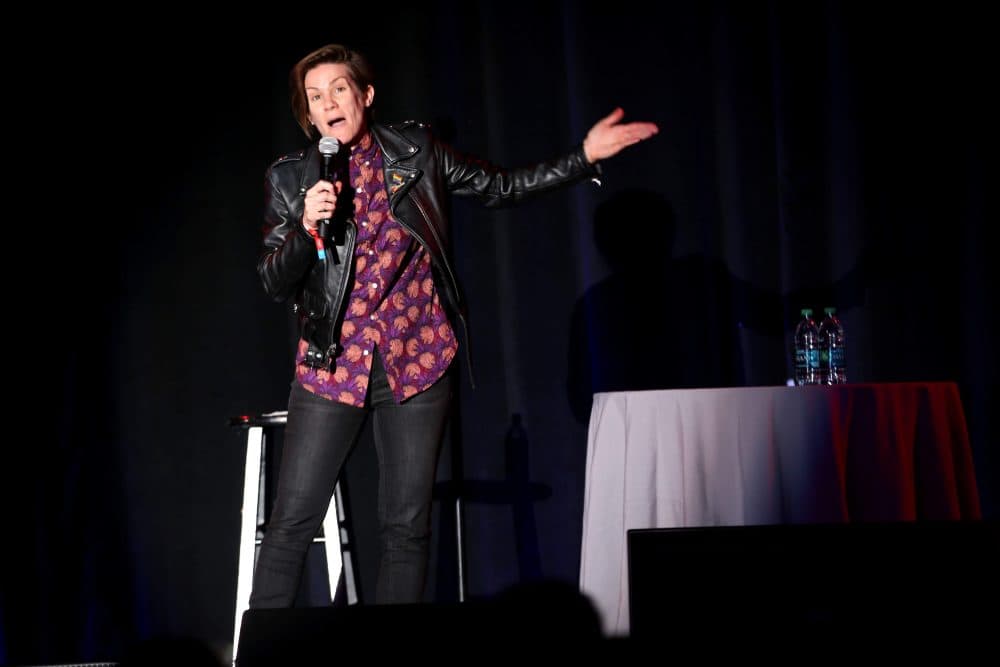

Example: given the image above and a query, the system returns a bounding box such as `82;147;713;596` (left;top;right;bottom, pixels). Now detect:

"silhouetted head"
490;579;604;641
119;636;223;667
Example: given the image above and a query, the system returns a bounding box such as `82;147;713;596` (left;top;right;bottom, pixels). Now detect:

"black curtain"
9;1;994;663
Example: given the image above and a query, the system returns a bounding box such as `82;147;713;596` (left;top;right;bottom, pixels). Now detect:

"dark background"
7;1;995;663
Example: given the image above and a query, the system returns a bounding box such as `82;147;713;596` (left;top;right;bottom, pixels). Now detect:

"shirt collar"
350;131;376;163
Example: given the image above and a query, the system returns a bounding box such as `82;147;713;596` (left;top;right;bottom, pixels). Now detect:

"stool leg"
320;480;362;605
321;482;344;604
233;426;263;660
455;495;466;602
336;481;360;604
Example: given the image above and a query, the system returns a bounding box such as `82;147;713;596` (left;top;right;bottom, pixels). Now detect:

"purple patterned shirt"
295;132;458;405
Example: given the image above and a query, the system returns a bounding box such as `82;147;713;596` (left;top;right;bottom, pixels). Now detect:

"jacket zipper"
325;222;357;361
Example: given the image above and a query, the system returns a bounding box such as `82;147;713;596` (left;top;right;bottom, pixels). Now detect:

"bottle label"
795;349;819;367
830;347;845;368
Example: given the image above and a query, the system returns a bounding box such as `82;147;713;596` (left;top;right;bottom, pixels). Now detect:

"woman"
250;43;658;608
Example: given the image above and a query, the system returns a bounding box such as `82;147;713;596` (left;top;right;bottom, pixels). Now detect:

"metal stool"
229;410;360;657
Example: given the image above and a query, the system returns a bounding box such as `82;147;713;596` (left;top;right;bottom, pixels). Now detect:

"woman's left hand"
582;108;659;163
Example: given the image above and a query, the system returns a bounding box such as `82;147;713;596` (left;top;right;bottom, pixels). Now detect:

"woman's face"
304;62;374;146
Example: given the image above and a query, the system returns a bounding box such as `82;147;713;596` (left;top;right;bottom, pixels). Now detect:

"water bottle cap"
801;308;812;317
824;307;836;315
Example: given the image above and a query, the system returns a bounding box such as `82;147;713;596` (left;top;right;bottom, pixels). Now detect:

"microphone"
317;137;341;244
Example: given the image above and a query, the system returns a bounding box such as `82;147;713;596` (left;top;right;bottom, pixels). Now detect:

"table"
578;382;982;636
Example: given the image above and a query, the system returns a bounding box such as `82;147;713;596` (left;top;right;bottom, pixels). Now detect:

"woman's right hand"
302;179;342;232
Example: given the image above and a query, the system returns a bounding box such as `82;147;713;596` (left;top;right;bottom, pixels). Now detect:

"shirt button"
368;250;374;256
370;313;377;320
363;349;370;356
362;222;367;227
370;282;378;289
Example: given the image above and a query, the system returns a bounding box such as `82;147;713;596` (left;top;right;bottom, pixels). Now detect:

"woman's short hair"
289;44;375;138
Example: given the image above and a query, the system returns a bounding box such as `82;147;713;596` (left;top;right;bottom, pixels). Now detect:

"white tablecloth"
578;383;980;635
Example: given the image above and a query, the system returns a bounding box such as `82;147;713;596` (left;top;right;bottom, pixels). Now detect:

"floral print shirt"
294;132;457;405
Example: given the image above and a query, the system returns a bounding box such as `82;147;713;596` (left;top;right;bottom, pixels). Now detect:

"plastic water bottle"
818;307;847;384
793;308;820;386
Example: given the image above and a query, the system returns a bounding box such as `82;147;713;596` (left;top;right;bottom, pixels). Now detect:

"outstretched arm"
582;108;659;163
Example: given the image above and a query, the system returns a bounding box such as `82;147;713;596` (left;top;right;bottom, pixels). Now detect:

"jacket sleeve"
435;139;601;208
257;169;316;302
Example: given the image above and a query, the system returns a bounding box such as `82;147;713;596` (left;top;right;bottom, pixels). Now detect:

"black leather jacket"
258;120;600;383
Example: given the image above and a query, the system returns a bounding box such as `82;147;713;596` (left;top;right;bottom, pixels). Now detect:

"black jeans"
248;348;453;607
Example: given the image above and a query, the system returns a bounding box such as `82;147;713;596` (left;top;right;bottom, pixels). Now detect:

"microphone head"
318;137;340;157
